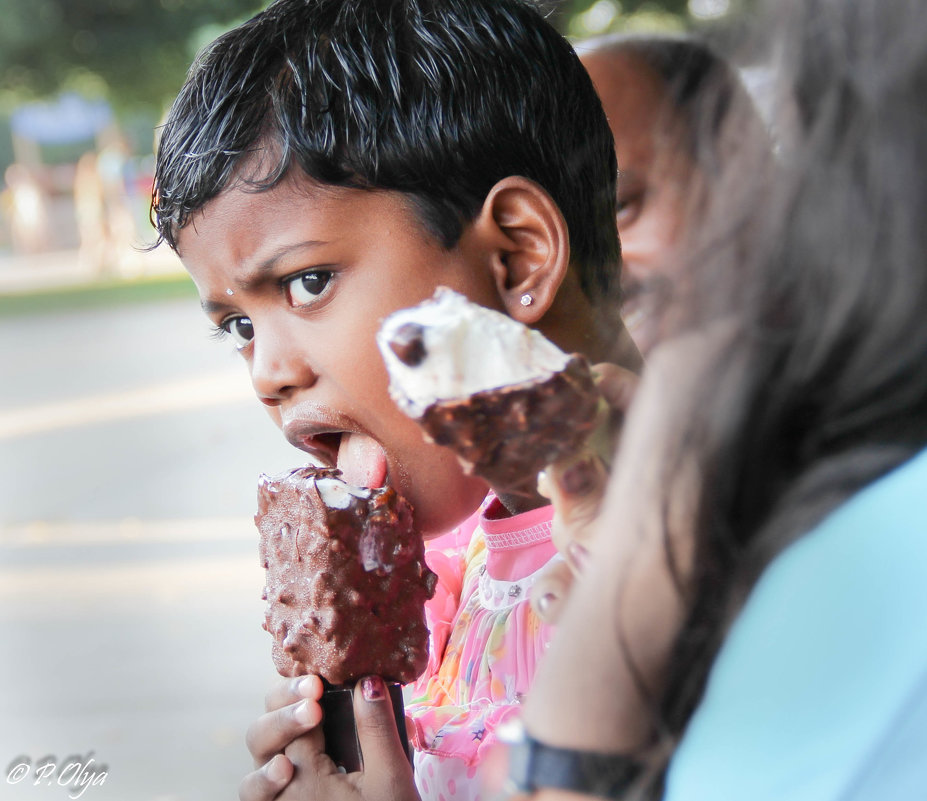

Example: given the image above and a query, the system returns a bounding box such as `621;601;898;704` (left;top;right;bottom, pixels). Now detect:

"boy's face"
176;171;496;536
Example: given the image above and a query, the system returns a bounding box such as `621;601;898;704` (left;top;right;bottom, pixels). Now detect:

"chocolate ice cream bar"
377;288;605;495
256;466;436;685
255;467;435;770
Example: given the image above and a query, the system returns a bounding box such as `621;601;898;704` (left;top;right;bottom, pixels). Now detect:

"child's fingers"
540;454;608;566
246;698;324;767
239;753;293;801
265;675;324;712
352;676;418;801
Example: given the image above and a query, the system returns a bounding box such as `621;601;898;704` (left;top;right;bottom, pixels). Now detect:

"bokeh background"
0;2;755;799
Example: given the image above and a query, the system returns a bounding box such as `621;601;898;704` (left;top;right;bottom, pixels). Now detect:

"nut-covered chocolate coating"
417;356;601;494
256;467;436;685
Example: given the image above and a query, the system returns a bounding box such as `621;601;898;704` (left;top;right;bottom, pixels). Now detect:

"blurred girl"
514;0;927;798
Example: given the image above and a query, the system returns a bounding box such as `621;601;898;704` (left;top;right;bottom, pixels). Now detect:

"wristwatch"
498;719;645;799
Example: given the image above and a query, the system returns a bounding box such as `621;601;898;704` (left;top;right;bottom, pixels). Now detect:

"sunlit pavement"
1;279;301;801
0;520;275;801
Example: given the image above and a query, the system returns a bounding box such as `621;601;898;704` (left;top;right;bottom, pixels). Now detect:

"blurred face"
581;51;702;355
176;171;496;536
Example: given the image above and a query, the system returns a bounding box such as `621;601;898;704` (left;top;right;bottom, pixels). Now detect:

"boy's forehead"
174;175;303;267
177;170;327;245
174;172;429;266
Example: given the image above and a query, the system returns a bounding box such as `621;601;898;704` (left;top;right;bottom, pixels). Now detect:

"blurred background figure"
521;0;927;799
74;128;144;276
4;162;49;255
577;33;767;355
3;95;154;275
96;128;143;275
7;94;111;256
73;150;107;273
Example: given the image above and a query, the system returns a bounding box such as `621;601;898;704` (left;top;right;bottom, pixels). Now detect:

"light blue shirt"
664;448;927;801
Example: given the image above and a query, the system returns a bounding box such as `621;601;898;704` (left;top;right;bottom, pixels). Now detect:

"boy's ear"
472;176;570;323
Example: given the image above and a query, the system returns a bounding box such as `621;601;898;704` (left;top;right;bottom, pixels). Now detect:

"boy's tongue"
337;433;388;488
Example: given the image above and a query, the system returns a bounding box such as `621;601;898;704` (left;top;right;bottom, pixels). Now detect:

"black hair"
151;0;619;301
610;0;927;795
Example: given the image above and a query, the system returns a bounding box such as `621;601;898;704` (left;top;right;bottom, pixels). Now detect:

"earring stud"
520;293;534;307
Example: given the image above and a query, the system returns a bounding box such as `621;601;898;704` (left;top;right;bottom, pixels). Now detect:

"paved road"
0;294;303;801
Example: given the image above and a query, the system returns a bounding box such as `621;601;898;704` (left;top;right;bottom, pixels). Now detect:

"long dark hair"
635;0;927;793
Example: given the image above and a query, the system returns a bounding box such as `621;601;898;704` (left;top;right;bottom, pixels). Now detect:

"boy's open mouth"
294;430;389;489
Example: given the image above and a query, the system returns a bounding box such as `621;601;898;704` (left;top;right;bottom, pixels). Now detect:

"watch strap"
504;723;645;799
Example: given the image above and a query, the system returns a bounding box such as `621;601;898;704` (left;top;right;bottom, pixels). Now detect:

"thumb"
353;676;415;788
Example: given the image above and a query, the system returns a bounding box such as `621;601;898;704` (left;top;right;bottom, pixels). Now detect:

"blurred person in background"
505;0;927;798
4;162;50;255
74;150;108;273
97;128;144;274
578;32;767;355
75;129;145;275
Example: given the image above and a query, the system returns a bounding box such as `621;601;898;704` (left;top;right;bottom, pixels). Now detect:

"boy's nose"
250;331;318;406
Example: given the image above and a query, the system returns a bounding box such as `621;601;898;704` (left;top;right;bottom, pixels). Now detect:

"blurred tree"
0;0;263;111
551;0;753;38
0;0;751;114
553;0;687;30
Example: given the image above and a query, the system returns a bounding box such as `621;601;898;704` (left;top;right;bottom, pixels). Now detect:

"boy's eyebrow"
200;239;328;313
240;240;330;286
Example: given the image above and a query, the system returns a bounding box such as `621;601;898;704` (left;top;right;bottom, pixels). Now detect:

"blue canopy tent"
10;94;112;146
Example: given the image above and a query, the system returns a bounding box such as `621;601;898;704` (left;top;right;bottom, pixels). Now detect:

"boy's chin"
403;471;489;539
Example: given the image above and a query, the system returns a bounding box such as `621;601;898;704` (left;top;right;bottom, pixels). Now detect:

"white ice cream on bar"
377;287;570;417
314;476;371;510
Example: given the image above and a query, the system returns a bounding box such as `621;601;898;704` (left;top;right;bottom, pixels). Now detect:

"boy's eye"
222;316;254;349
286;270;333;307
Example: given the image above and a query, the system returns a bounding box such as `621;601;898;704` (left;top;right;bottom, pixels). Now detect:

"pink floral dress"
405;494;559;801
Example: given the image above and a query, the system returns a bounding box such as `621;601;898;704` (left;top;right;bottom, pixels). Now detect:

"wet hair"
151;0;619;301
608;0;927;794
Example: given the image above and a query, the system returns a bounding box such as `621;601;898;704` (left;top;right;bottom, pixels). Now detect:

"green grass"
0;272;199;317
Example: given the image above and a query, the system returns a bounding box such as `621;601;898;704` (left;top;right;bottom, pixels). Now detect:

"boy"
152;0;640;798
